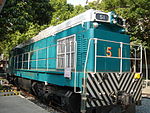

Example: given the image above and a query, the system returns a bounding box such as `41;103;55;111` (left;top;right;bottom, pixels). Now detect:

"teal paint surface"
15;69;84;88
94;27;130;72
10;21;130;89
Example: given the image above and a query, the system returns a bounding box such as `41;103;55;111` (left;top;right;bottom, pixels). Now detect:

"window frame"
56;34;76;69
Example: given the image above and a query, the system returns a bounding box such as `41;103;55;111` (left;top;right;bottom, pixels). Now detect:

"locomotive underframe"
8;70;142;113
10;75;81;113
82;72;142;113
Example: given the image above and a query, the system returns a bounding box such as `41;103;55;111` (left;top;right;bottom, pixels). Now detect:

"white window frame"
57;34;76;69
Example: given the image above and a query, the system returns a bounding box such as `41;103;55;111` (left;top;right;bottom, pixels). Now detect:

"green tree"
0;0;86;59
88;0;150;49
50;0;74;25
0;0;52;39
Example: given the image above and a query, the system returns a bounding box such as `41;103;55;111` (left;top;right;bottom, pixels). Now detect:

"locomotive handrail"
92;38;142;46
13;44;59;69
92;37;143;72
13;43;66;70
97;55;141;60
83;38;143;91
74;41;78;93
13;40;79;93
120;42;123;74
13;41;77;69
92;38;143;74
96;55;142;60
83;38;93;94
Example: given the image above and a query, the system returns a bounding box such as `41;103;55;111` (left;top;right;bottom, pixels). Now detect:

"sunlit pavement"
0;95;49;113
136;98;150;113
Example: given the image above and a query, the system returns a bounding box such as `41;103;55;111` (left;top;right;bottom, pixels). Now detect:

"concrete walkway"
0;95;50;113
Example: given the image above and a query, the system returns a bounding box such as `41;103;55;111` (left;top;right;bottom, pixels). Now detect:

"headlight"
93;22;99;28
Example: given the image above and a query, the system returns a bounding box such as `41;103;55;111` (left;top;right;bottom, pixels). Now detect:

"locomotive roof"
15;9;107;48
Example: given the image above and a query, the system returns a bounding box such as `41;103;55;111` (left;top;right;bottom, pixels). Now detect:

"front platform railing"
84;38;142;74
83;37;143;94
81;38;143;112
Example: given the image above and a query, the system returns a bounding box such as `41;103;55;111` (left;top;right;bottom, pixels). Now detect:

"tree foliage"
0;0;85;59
88;0;150;49
0;0;149;59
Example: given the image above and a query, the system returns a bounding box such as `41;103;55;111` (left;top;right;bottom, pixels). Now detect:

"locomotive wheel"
122;104;135;113
31;82;45;98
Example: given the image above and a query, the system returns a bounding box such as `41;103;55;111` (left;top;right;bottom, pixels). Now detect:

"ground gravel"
27;97;62;113
29;97;150;113
26;94;150;113
136;98;150;113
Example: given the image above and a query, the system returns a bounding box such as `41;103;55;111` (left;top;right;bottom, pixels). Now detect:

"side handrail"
83;38;93;94
74;41;79;93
